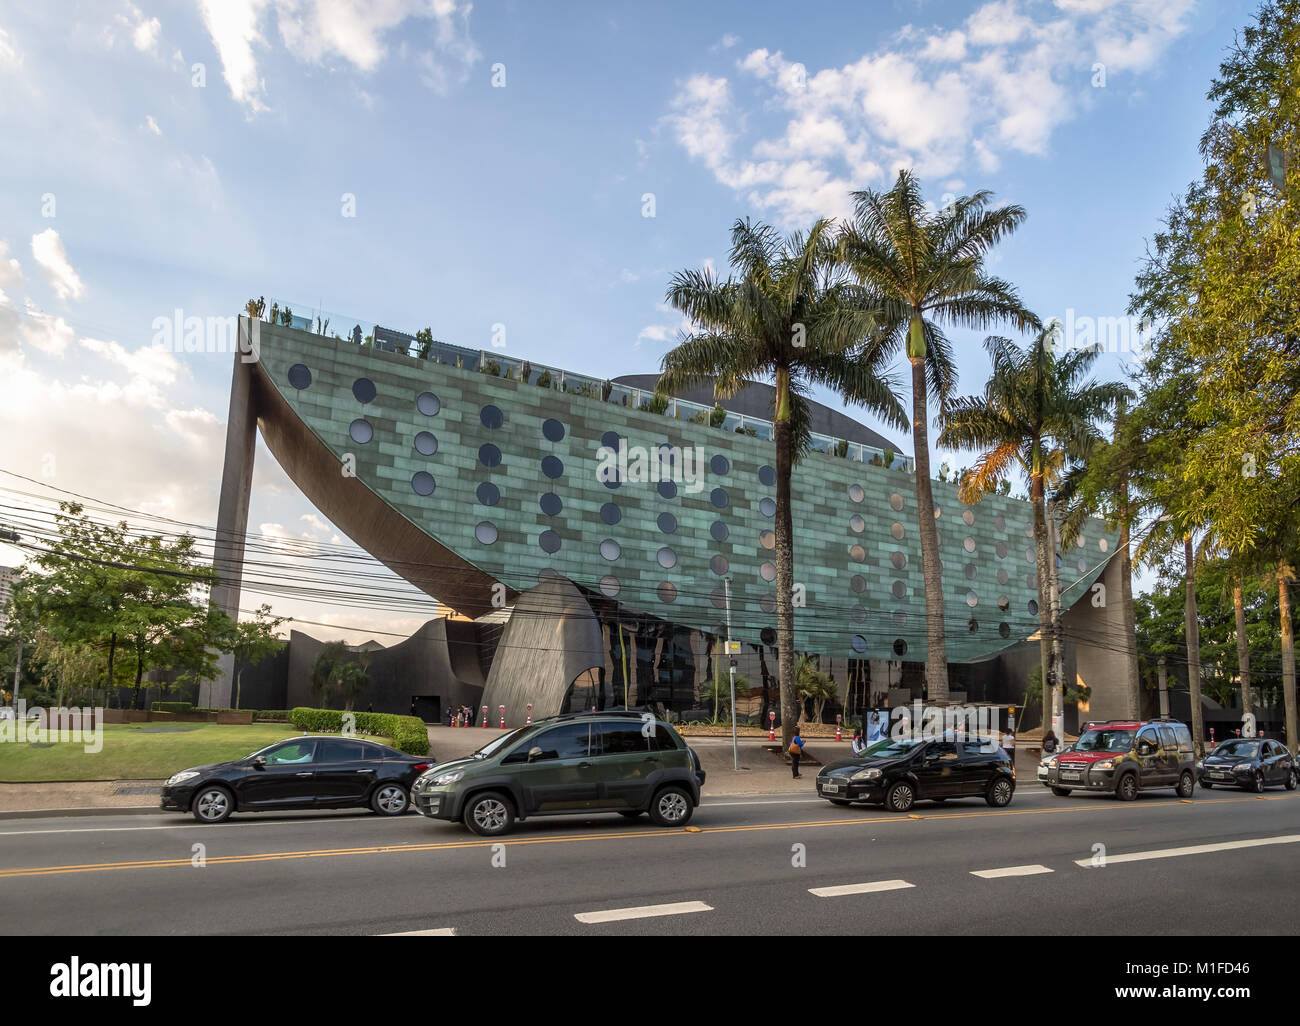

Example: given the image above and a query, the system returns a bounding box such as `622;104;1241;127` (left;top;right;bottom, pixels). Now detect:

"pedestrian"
409;701;416;718
445;706;452;727
1043;729;1058;754
366;702;374;714
788;731;805;778
851;729;866;756
1001;728;1015;759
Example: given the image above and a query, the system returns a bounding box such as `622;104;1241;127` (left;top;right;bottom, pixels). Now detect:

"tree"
938;331;1127;734
698;664;750;723
413;328;433;360
657;218;906;749
222;605;287;710
839;171;1040;703
311;641;369;711
795;655;836;724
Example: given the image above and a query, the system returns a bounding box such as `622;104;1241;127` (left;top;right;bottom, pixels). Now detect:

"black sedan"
1197;737;1297;793
816;734;1015;812
160;736;434;822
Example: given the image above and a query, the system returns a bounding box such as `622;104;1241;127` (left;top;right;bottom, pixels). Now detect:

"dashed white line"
574;900;712;924
809;879;915;897
381;927;457;936
971;864;1054;878
1075;834;1300;867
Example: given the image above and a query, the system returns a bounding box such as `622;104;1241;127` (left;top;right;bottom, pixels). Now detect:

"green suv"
411;712;705;836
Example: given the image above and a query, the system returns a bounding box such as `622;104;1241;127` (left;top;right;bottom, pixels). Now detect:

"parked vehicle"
411;711;704;836
1198;737;1298;792
160;736;433;823
1039;718;1195;800
816;733;1015;812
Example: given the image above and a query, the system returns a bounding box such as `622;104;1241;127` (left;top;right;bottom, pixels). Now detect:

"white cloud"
665;0;1195;224
0;240;22;288
0;27;21;69
132;10;161;52
30;228;85;302
80;336;185;387
18;304;75;357
144;114;161;135
198;0;270;112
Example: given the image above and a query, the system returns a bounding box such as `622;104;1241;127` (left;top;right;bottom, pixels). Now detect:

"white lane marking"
809;879;914;897
971;864;1053;878
574;900;712;924
1075;833;1300;867
381;928;456;936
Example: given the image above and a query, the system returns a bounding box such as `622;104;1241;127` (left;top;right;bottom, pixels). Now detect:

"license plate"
822;783;840;794
1061;771;1082;781
1211;771;1230;779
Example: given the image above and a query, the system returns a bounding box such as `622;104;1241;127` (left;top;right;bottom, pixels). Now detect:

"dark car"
160;736;433;823
1198;737;1298;792
1039;718;1195;800
411;711;702;836
816;734;1015;813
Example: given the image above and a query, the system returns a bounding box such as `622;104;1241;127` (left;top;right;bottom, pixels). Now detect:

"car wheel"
464;792;514;836
1286;769;1297;791
1199;780;1214;789
1115;773;1138;801
1176;770;1195;798
649;786;693;827
1050;786;1072;797
192;785;233;824
885;780;915;813
370;783;408;816
618;810;643;819
1253;770;1266;793
986;776;1014;808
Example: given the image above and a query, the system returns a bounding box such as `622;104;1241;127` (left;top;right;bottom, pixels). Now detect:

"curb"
0;805;159;821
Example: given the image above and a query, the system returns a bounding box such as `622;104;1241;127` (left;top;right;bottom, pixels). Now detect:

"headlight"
1195;761;1204;769
1235;764;1255;773
166;770;199;785
1047;757;1058;768
850;768;881;782
430;771;464;786
1094;759;1115;770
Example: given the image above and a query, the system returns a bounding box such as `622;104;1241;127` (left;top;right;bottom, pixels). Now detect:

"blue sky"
0;0;1256;638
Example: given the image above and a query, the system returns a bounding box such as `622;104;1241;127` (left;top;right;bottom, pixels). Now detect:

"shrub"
480;359;501;377
253;710;292;722
288;707;429;756
152;701;193;713
536;369;552;389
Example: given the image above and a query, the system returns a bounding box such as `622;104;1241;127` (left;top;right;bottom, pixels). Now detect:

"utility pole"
1045;500;1065;740
1;526;20;709
724;576;738;770
1157;656;1169;718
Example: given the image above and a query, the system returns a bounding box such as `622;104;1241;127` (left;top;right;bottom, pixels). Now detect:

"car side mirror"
252;756;266;769
1137;741;1154;756
527;746;543;763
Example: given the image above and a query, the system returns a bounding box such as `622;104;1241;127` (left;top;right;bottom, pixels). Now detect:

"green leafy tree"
795;654;837;724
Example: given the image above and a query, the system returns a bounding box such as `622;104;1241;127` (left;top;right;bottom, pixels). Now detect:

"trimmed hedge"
253;710;292;722
289;707;429;756
151;701;194;713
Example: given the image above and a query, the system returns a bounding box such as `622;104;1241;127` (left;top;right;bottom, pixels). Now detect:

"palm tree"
795;655;836;724
839;171;1040;703
658;218;907;749
937;330;1128;735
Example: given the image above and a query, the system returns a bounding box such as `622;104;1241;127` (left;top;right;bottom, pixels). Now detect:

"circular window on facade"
657;479;677;500
1078;559;1088;573
760;595;777;615
849;484;865;503
1075;534;1086;549
477;482;500;507
1025;524;1035;538
963;536;977;553
962;510;975;526
349;419;373;444
599;575;620;598
657;547;677;569
540;492;563;516
998;596;1010;611
850;544;867;563
849;514;866;534
414;431;438;456
352;378;376;404
890;493;904;512
761;627;776;646
759;529;775;550
759;497;776;518
539;530;562;554
759;561;776;582
997;569;1009;586
710;555;729;576
1099;537;1109;552
851;606;866;624
474;522;498;545
994;514;1006;532
851;574;867;593
710;487;729;509
709;520;729;542
891;551;906;570
999;622;1011;639
893;638;908;657
892;580;906;599
1026;547;1036;563
601;430;621;450
600;501;621;525
478;443;502;468
542;418;565;442
480;405;504;429
600;539;621;561
1028;598;1039;615
1027;574;1037;590
890;522;905;540
602;470;621;490
934;504;942;519
411;472;435;496
758;465;776;486
966;590;979;607
711;454;730;475
710;589;726;609
657;582;677;604
417;391;440;416
288;364;311;389
851;635;868;654
657;512;677;534
541;455;564;479
996;541;1008;559
892;610;908;630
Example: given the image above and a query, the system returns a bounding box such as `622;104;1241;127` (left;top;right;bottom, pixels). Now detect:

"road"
3;784;1298;935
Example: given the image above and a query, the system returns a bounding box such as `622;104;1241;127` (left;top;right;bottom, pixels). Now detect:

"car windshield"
1075;729;1134;753
1214;740;1259;758
474;726;530;759
860;738;924;759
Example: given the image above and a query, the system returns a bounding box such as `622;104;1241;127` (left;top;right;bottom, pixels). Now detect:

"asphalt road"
3;783;1298;935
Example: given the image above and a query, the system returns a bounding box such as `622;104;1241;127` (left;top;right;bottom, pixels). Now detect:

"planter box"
217;710;254;725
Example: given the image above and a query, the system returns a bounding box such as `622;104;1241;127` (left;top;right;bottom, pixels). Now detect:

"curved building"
203;314;1130;726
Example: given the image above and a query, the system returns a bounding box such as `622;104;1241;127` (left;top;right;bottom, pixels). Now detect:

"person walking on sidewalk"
851;729;866;756
788;732;805;778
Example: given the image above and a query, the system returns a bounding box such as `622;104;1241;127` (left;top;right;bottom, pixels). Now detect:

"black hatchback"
1198;737;1298;793
160;736;433;822
816;734;1015;812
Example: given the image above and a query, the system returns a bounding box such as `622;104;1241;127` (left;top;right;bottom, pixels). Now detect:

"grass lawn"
0;723;393;783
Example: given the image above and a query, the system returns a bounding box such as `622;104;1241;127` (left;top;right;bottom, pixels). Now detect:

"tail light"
412;763;431;772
